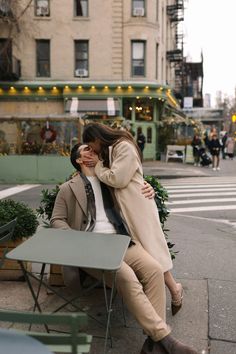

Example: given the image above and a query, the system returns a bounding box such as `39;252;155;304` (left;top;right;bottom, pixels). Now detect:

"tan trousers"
63;241;171;342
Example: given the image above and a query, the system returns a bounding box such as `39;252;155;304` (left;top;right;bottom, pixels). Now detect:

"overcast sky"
183;0;236;106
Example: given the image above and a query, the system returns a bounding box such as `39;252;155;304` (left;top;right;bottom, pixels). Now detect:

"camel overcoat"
95;140;173;272
50;174;89;231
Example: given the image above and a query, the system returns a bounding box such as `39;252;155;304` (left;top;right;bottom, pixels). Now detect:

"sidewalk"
143;158;236;179
0;158;235;354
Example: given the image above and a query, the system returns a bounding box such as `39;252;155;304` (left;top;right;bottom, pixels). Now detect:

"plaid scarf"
79;173;129;236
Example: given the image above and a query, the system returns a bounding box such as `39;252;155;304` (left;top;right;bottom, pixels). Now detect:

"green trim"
0;80;170;90
0;95;63;101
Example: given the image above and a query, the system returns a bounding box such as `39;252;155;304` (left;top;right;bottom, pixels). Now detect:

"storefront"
0;81;181;183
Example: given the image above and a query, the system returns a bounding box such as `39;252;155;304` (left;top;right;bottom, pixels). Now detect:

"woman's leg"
212;155;216;168
164;271;182;298
164;271;183;315
216;154;220;168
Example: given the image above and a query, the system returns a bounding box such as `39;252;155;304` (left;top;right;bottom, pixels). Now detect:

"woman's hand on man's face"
83;153;100;167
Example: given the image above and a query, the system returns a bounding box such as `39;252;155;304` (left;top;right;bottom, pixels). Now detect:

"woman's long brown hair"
82;123;142;167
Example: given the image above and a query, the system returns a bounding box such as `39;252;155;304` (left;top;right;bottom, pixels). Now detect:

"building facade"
0;0;183;182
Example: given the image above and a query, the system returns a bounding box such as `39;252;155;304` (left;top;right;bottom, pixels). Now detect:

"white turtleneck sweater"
87;176;116;234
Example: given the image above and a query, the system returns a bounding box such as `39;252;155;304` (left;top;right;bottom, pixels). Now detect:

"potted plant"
0;199;39;280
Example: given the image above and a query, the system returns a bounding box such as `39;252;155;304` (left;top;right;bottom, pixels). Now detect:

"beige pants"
63;241;171;341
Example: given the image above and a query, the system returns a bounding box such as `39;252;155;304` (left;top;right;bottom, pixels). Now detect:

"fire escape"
166;0;184;106
0;1;21;81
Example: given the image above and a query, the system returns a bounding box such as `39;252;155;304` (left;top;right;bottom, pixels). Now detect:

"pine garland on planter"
144;175;178;260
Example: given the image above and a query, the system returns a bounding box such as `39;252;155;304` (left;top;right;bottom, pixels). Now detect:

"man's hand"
141;181;155;199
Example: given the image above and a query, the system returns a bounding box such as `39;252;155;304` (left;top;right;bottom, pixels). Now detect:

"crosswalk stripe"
167;198;236;205
170;205;236;213
163;177;236;185
0;185;41;200
169;191;236;198
162;176;236;213
167;187;236;193
165;184;236;189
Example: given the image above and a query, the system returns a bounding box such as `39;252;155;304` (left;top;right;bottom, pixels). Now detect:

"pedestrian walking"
219;132;227;159
203;131;210;151
191;133;202;166
82;123;183;315
209;133;222;171
225;134;235;159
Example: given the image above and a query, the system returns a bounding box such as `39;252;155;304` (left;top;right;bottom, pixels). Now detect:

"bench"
166;145;185;163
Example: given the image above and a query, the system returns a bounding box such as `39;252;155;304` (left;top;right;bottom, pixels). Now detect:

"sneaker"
213;167;216;171
217;167;220;171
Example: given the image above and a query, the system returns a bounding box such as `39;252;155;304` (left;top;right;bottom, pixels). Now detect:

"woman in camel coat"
83;123;183;315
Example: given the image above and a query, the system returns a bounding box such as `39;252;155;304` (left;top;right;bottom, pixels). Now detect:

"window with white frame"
131;41;145;77
132;0;145;17
74;40;89;77
74;0;88;17
35;0;50;17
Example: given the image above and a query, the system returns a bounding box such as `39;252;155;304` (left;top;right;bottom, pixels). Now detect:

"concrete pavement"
0;158;235;353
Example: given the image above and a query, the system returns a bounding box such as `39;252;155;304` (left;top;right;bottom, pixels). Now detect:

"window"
135;98;153;121
147;127;152;143
74;40;89;77
36;40;50;77
74;0;88;17
132;0;145;17
0;39;11;77
123;99;133;120
131;41;145;77
35;0;50;17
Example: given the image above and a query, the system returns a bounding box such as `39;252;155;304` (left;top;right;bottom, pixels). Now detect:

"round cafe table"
0;328;53;354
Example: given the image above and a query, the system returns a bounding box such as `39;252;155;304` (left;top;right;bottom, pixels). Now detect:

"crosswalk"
0;184;41;200
162;177;236;214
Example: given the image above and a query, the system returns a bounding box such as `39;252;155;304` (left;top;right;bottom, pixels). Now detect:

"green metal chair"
0;218;17;268
0;310;92;354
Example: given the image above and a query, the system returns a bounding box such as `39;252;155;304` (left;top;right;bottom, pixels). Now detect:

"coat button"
83;220;86;224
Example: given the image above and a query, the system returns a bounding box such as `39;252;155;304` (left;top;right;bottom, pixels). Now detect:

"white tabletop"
7;228;131;271
0;328;52;354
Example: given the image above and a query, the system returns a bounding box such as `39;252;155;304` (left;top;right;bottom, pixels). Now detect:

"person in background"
191;133;202;166
82;123;184;317
209;133;222;171
137;128;146;160
203;131;210;151
219;132;228;159
225;134;235;159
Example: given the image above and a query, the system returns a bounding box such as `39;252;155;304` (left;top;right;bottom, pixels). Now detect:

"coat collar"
69;174;87;215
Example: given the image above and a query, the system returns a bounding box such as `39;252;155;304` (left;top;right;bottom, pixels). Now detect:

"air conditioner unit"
133;7;145;17
36;5;49;16
75;68;88;77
